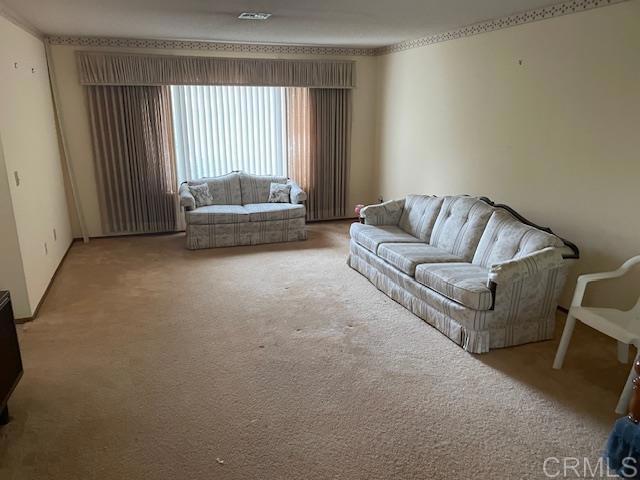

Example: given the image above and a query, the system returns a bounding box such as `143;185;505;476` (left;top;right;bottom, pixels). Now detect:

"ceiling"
2;0;570;48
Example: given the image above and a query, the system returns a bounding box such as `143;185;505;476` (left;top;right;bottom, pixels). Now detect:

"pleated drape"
87;85;179;234
287;88;351;221
77;51;355;89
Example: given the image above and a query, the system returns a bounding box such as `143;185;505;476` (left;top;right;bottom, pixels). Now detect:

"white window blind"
170;85;287;182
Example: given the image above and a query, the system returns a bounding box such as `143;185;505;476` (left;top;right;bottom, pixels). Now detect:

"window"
170;85;287;183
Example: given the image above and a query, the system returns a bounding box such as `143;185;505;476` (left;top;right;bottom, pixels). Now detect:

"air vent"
238;12;272;20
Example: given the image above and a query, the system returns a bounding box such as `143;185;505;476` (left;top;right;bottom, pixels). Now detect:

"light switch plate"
13;171;20;186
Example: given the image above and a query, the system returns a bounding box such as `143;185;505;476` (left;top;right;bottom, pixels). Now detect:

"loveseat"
179;171;307;250
348;195;579;353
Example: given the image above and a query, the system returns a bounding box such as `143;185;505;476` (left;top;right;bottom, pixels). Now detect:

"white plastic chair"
553;255;640;414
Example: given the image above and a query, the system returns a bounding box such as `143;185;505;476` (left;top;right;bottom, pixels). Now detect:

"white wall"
0;15;73;318
48;45;379;237
375;1;640;307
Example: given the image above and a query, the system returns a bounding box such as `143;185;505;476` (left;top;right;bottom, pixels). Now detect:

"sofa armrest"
360;199;405;226
488;247;565;285
179;182;196;211
287;179;307;204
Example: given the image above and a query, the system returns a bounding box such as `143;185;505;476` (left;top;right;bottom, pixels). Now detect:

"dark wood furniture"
0;291;23;425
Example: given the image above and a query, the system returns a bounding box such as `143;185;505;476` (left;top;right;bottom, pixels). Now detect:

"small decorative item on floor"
605;359;640;479
355;204;365;223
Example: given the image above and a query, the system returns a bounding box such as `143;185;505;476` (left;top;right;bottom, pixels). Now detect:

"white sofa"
179;171;307;249
348;195;579;353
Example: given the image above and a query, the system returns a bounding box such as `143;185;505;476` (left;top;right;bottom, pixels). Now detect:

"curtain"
87;85;179;234
170;85;287;181
76;51;355;89
287;88;352;221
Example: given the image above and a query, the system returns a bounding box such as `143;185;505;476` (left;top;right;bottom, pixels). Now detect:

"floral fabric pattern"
188;183;213;207
267;183;292;203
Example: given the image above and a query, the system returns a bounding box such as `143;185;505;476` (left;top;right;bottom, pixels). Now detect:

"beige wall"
0;15;73;318
0;134;30;318
48;45;379;237
375;1;640;307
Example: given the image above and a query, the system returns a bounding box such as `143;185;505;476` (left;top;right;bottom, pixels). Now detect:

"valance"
76;51;355;88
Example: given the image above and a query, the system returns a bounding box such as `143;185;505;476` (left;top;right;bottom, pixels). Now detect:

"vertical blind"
170;85;287;182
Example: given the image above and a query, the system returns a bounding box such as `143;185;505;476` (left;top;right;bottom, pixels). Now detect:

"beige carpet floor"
0;221;631;479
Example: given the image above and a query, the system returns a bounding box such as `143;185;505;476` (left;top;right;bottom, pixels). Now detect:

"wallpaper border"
45;0;629;57
375;0;629;55
45;36;377;57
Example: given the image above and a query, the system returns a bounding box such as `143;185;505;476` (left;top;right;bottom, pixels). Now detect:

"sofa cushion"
243;203;306;222
472;210;565;268
398;195;444;241
188;183;213;207
350;223;423;254
377;243;464;276
429;196;494;262
415;263;493;311
240;173;288;204
188;172;242;206
185;205;249;225
267;183;292;203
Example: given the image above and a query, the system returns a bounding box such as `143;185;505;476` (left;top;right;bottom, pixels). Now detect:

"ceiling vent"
238;12;272;20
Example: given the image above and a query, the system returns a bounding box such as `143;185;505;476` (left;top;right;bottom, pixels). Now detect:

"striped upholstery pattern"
188;172;242;206
179;182;196;210
347;195;572;353
429;196;494;261
398;195;444;241
240;173;288;204
287;180;307;204
186;218;307;249
243;203;306;222
361;199;405;226
377;243;463;276
473;210;564;268
415;263;493;311
186;205;249;225
489;247;564;284
349;223;423;254
183;172;307;249
348;240;566;353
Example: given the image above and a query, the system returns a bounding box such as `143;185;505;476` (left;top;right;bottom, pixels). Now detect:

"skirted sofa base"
186;217;307;250
180;171;308;250
348;239;567;354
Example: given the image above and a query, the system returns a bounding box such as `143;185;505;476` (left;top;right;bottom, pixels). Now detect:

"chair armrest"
571;255;640;307
287;179;307;204
360;199;405;226
488;247;565;285
179;182;196;211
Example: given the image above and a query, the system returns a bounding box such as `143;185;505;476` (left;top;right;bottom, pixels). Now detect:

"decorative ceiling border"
45;36;377;57
375;0;630;55
44;0;629;57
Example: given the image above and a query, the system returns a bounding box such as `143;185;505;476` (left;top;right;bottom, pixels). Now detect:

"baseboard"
307;216;358;223
75;229;185;241
15;239;75;324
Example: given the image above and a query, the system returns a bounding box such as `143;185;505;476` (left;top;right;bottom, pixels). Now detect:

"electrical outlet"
13;171;20;187
53;228;57;241
44;242;48;255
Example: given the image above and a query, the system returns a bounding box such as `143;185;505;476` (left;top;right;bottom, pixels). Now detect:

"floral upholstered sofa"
348;195;579;353
179;171;307;250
